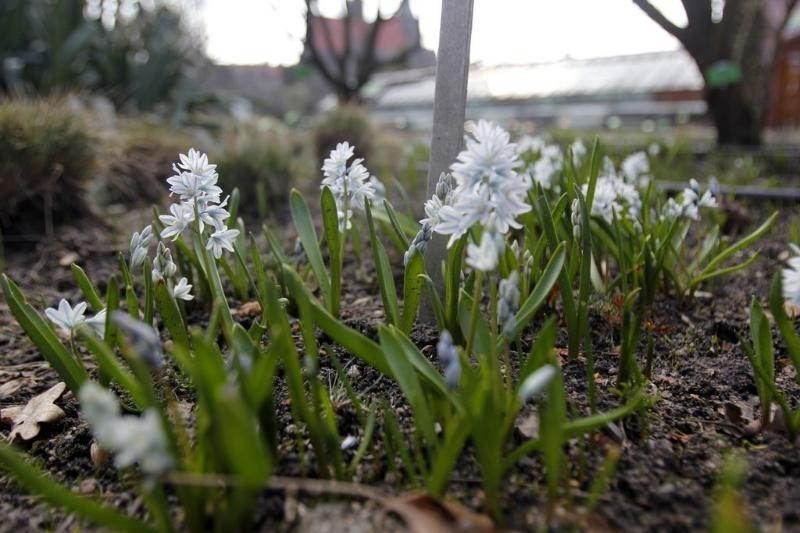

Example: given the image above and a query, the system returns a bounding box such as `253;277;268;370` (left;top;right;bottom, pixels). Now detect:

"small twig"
164;472;392;504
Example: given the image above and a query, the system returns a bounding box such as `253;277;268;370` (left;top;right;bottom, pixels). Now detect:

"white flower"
152;242;177;282
466;232;504;272
45;299;87;333
172;277;193;301
783;249;800;307
517;365;557;402
85;309;107;337
531;144;563;189
174;148;217;180
166;171;222;204
621;151;651;186
321;142;379;230
129;225;153;268
451;120;519;190
571;138;587;167
206;228;239;259
516;135;546;155
661;179;717;221
198;195;231;232
648;142;661;157
79;382;173;477
434;121;531;247
159;202;195;241
340;435;359;450
583;175;641;224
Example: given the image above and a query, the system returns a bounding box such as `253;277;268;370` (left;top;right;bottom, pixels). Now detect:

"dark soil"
2;199;800;532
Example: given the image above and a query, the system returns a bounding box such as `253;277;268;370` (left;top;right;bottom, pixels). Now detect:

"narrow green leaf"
282;265;392;377
1;275;87;394
321;186;342;316
290;189;331;308
0;444;148;532
365;200;400;325
401;249;425;333
155;281;190;350
378;326;437;446
77;328;149;410
71;264;103;311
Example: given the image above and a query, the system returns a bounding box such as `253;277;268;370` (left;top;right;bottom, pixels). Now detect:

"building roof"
372;50;704;109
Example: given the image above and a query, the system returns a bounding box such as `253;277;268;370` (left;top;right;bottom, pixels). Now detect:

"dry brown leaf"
385;492;494;533
516;408;540;439
0;379;23;399
1;382;66;441
234;300;262;318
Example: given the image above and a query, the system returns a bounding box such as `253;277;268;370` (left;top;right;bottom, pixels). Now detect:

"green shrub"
0;98;96;236
311;105;375;163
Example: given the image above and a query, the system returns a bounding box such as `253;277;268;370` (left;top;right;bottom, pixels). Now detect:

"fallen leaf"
516;408;540;439
385;492;494;533
0;379;23;399
234;300;262;318
1;382;66;441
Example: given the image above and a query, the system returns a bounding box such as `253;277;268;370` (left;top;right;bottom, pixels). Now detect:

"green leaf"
458;288;491;358
401;249;425;333
386;325;452;399
71;264;103;311
290;189;331;308
282;265;392;377
0;444;148;532
378;326;437;446
154;280;189;351
77;328;149;410
697;212;778;280
1;274;87;394
383;199;411;250
769;274;800;373
321;186;342;316
103;276;120;349
508;242;566;341
365;200;400;325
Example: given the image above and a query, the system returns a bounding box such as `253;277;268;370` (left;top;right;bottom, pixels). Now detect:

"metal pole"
421;0;474;322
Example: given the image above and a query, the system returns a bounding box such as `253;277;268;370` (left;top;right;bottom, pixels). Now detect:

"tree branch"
633;0;686;39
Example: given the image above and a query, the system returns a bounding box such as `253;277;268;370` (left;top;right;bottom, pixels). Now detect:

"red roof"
309;16;414;60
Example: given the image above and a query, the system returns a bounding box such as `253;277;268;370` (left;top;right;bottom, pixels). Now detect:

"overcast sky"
201;0;687;66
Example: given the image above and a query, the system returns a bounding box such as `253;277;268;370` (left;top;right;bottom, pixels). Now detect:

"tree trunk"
705;84;762;145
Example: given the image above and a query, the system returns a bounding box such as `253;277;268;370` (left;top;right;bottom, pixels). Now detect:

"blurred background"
1;0;799;241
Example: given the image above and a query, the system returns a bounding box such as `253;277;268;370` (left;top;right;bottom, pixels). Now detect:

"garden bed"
1;194;798;532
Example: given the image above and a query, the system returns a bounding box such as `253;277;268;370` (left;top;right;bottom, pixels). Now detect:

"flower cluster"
782;244;800;307
404;173;457;266
621;151;652;186
45;299;105;336
584;161;641;224
321;142;379;231
662;179;717;221
79;382;173;478
159;148;239;259
433;121;531;271
530;144;564;190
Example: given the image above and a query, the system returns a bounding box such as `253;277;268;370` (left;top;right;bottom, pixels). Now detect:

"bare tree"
303;0;422;104
634;0;798;145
